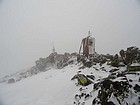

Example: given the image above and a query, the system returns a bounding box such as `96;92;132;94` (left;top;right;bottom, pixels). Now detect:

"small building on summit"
79;31;95;57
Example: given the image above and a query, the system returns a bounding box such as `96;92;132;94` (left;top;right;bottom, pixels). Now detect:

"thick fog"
0;0;140;77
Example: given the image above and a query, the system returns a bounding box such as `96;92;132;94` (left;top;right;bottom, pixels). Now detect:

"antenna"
88;31;91;36
88;30;92;37
52;43;55;53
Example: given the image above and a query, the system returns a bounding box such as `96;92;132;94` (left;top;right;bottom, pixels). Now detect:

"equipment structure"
79;31;95;58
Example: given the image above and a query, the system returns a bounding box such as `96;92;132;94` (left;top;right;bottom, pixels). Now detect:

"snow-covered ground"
0;63;140;105
0;62;111;105
0;65;79;105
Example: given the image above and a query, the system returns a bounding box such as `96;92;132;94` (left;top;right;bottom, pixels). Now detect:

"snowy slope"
0;63;110;105
0;63;140;105
0;65;79;105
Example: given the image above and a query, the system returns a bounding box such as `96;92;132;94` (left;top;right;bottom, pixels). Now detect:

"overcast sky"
0;0;140;77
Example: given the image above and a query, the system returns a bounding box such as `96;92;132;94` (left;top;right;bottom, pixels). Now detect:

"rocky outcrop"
0;52;78;84
93;79;131;105
120;46;140;65
35;52;77;71
72;46;140;105
92;71;140;105
77;53;111;68
72;65;140;105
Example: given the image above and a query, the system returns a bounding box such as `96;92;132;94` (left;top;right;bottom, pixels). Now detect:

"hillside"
0;46;140;105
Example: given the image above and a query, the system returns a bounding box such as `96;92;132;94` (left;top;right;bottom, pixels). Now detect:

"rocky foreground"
71;46;140;105
71;63;140;105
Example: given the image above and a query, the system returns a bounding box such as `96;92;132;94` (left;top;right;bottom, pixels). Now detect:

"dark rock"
8;78;15;84
81;93;86;97
77;53;109;67
79;87;83;91
129;79;133;82
95;68;99;71
133;84;140;92
107;101;115;105
98;90;108;105
77;54;86;63
84;94;90;100
108;74;117;79
71;74;93;86
111;54;119;67
84;61;93;68
101;79;112;89
92;98;96;105
86;75;95;81
112;81;130;98
120;46;140;65
109;69;119;73
68;60;74;64
100;67;107;72
120;49;126;64
92;98;101;105
93;78;131;105
121;77;127;81
93;82;101;90
108;73;117;79
75;94;81;100
117;73;125;77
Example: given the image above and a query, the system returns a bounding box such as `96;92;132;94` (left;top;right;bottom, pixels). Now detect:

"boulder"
133;84;140;92
111;54;119;67
8;78;15;84
71;74;93;86
120;46;140;65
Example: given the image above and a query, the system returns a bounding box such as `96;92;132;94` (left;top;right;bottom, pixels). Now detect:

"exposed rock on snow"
0;52;77;84
71;74;93;86
35;52;77;70
70;46;140;105
71;64;140;105
8;78;15;84
120;46;140;65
